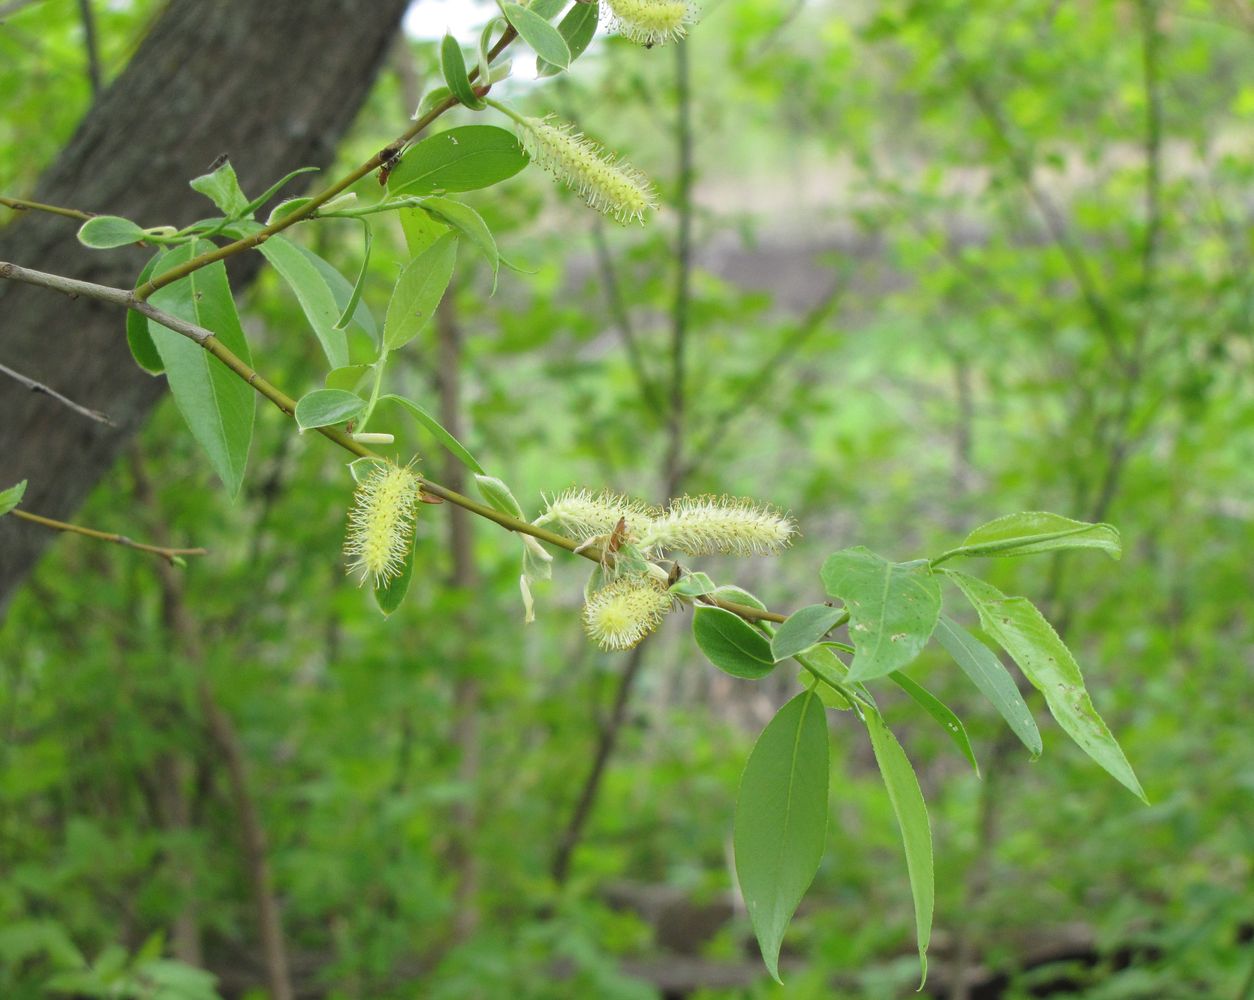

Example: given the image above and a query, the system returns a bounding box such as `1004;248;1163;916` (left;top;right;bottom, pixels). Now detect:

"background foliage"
1;0;1251;997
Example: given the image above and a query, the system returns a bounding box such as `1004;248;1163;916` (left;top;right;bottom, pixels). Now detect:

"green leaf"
257;235;349;368
710;585;767;611
239;165;319;220
441;33;486;110
936;511;1122;564
266;197;312;225
693;606;776;679
386;125;528;198
399;206;451;259
147;242;254;497
529;0;567;19
421;197;499;282
538;0;598;77
668;571;716;598
325;364;372;394
735;691;829;983
379;394;484;474
415;85;453;119
294;389;365;431
943;569;1146;801
888;671;979;775
383;234;458;351
864;706;933;987
821;548;942;682
771;604;846;662
189;158;249;217
374;523;416;617
0;479;27;516
502;2;571;67
127;252;166;374
474;474;524;518
296;246;379;346
76;215;145;249
794;646;858;711
934;614;1042;758
333;221;373;331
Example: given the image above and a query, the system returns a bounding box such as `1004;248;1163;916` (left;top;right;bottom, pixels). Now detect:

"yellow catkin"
636;495;796;558
605;0;694;46
343;462;419;587
517;116;657;225
582;576;673;650
535;488;658;541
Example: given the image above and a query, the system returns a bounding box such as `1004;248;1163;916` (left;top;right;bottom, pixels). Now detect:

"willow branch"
0;360;113;425
0;195;95;221
9;508;207;564
134;26;519;299
0;261;789;624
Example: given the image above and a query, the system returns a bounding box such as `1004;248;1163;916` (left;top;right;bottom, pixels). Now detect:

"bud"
344;462;420;587
515;115;657;225
582;575;673;650
636;495;796;558
605;0;695;47
536;488;657;542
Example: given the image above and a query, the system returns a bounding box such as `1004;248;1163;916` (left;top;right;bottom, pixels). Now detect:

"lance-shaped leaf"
934;614;1042;758
735;691;829;983
127;252;166;375
297;245;378;346
147;242;254;497
935;511;1121;564
501;2;571;68
821;548;941;682
693;606;775;679
888;672;979;775
374;522;416;618
864;706;933;987
378;394;484;474
257;235;349;368
383;234;458;351
538;1;598;77
421;197;499;282
441;33;485;110
942;569;1146;802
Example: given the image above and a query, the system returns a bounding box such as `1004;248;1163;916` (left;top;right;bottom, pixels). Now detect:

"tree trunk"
0;0;412;613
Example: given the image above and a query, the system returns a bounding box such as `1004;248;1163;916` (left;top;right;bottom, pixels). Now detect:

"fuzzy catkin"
535;488;657;542
605;0;694;46
636;495;796;558
516;115;657;225
582;576;673;650
344;463;419;587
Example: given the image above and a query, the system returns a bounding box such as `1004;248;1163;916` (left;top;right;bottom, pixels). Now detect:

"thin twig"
9;508;207;564
0;261;789;624
0;194;95;221
0;359;113;425
134;26;519;300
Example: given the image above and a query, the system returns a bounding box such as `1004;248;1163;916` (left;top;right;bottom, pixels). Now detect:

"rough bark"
0;0;412;613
